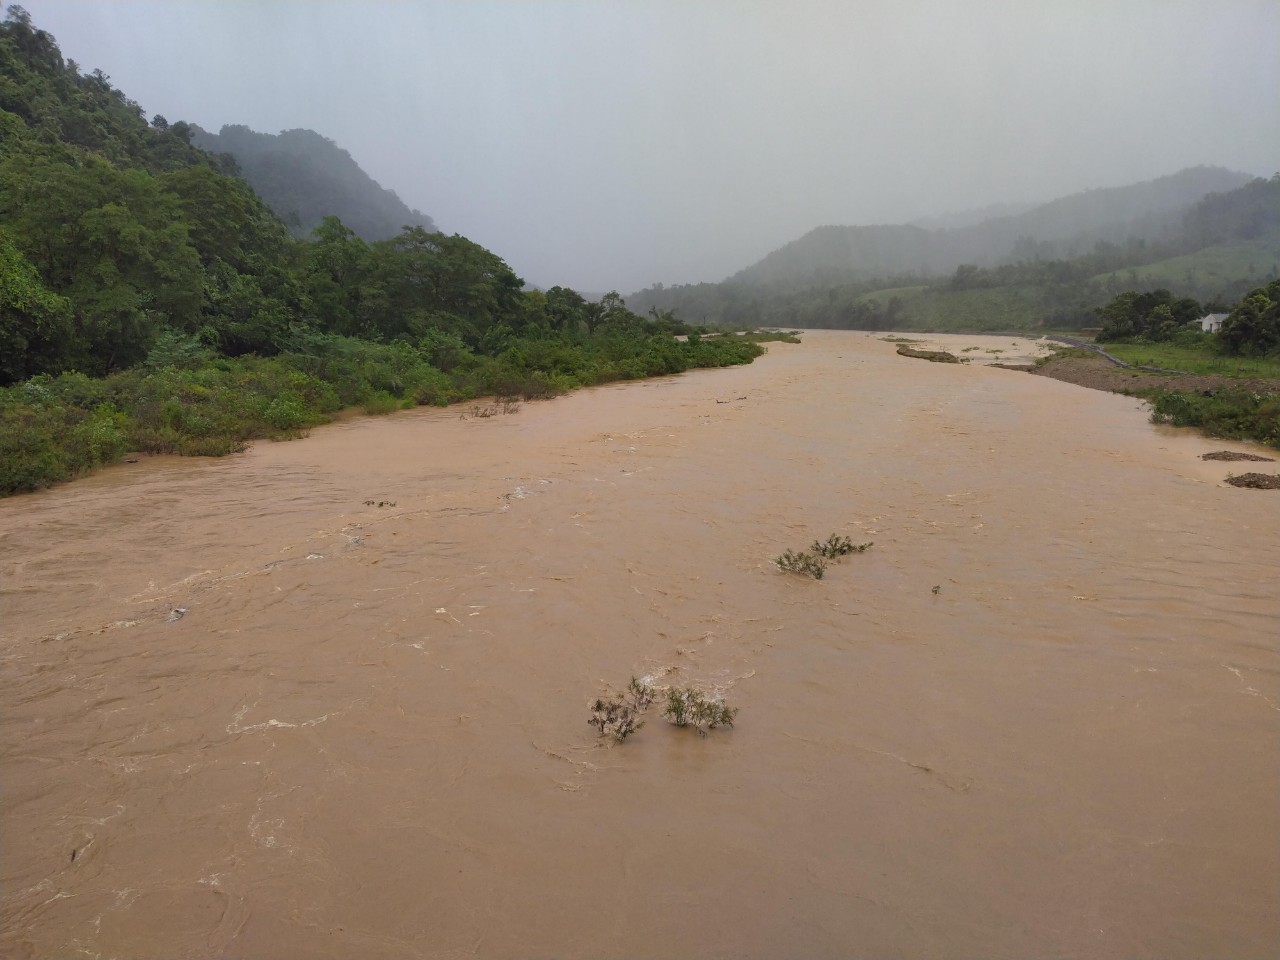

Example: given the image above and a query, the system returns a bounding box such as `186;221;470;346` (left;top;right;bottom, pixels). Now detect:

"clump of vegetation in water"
1201;450;1274;462
363;499;396;507
589;677;655;742
663;688;738;737
776;534;873;579
1225;472;1280;489
590;678;738;741
811;534;873;559
775;549;827;580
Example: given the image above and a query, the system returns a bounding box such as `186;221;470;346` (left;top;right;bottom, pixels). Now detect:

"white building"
1199;313;1228;333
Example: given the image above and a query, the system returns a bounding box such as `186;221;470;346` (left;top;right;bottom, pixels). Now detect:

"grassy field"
1104;342;1280;379
1089;237;1280;293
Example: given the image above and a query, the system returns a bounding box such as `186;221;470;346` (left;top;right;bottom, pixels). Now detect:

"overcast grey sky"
16;0;1280;293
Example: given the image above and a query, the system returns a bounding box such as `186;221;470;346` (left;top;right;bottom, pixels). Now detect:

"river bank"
1031;349;1280;397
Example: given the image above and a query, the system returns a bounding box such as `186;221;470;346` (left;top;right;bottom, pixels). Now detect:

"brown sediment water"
2;331;1277;959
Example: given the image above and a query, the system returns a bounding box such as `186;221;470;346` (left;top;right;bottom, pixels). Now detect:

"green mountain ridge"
190;123;437;242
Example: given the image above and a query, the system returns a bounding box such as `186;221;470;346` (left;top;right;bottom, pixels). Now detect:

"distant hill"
729;166;1253;288
190;124;437;241
629;170;1278;332
946;165;1254;263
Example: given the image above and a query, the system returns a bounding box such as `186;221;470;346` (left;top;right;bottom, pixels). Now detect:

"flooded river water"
2;331;1277;959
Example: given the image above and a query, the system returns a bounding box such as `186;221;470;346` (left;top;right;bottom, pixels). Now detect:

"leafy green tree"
0;150;206;371
543;285;588;333
1219;279;1280;356
373;227;523;348
159;164;252;266
1095;289;1201;342
0;226;72;382
301;215;373;336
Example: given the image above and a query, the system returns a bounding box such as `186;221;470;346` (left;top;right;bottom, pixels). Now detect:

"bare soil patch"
1031;353;1280;397
896;344;962;363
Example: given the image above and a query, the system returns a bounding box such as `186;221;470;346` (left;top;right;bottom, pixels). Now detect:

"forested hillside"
190;124;438;241
631;171;1279;331
0;7;768;494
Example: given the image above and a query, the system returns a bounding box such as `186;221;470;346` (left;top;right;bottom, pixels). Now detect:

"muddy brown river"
3;331;1277;959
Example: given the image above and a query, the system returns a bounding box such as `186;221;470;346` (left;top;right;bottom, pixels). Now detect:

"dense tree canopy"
1094;289;1203;343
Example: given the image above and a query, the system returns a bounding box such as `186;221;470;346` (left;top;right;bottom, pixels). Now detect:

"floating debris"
1225;473;1280;489
167;607;188;623
1202;451;1274;462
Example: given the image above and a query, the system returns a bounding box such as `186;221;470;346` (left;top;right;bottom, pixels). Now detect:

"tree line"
1095;280;1280;356
0;7;771;494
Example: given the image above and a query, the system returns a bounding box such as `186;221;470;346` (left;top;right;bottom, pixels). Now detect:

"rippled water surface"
3;332;1277;959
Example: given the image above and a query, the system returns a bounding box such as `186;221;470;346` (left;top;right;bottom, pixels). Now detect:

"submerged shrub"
811;533;873;558
589;678;739;741
589;678;655;742
663;688;738;737
775;549;827;579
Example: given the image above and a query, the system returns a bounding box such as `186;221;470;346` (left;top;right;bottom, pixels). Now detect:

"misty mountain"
731;166;1252;289
629;171;1279;332
190;124;437;242
949;165;1253;263
910;200;1037;232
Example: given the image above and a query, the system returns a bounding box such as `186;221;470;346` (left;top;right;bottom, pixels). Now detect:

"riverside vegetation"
0;9;779;496
1089;280;1280;450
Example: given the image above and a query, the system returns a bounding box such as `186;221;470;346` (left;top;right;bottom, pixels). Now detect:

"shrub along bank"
0;330;770;495
1148;389;1280;449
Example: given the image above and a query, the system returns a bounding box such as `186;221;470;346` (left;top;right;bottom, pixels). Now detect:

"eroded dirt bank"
1031;350;1280;396
2;331;1277;959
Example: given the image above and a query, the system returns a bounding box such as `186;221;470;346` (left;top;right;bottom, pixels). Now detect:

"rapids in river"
2;331;1277;959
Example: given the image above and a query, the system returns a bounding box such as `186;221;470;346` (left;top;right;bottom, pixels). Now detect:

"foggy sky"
17;0;1280;293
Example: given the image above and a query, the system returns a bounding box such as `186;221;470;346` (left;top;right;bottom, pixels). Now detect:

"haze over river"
3;332;1277;959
